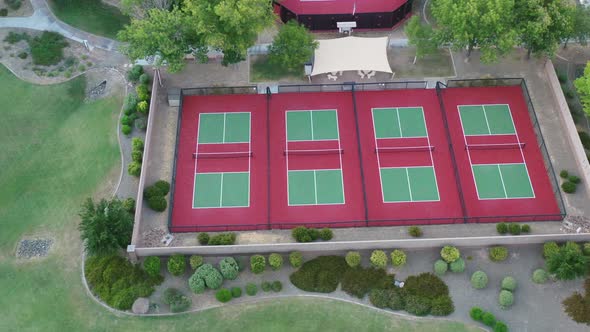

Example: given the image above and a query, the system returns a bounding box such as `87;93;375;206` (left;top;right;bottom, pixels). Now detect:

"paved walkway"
0;0;119;51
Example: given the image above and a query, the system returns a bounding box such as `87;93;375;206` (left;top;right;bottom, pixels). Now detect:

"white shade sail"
311;36;393;76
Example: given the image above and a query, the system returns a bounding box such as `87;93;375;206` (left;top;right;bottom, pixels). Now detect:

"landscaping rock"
562;215;590;234
16;239;53;258
132;297;150;314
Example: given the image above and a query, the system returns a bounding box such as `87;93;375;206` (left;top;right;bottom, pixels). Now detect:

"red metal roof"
278;0;407;15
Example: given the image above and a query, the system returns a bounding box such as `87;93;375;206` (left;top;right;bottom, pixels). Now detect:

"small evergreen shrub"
369;288;391;308
154;180;170;195
122;197;135;213
289;251;303;268
131;150;143;163
271;280;282;292
521;224;531;233
143;256;161;277
471;271;489;289
543;242;559;258
197;233;210;245
494;321;508;332
501;276;517;291
496;222;508;234
245;283;257;296
391;249;407;267
470;307;484;321
560;170;569;179
144;185;163;199
408;226;423;237
388;289;406;310
489;246;509;262
127;161;141;176
189;255;204;270
569;175;581;184
291;226;330;242
231;287;242;298
208;232;236;245
136;84;150;101
218;257;239;280
216;288;232;303
583;242;590;256
289;256;348;293
562;181;576;193
121;124;132;135
127;65;144;82
319;227;333;240
434;260;448;276
370;250;388;268
188;274;205;294
269;253;283;270
345;251;361;268
250;255;266;274
404;295;431;316
17;51;27;59
508;223;521;235
449;257;465;273
167;255;186;276
532;268;549;284
482;312;496;327
132;137;144;151
440;246;460;263
498;290;514;309
430;295;455;316
261;281;272;292
194;264;223;289
162;288;191;312
137;100;148;114
147;195;167;212
341;266;390;299
139;73;150;85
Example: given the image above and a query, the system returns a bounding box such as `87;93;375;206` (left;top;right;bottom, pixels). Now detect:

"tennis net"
465;143;525;151
193;151;252;159
284;148;344;156
375;145;435;153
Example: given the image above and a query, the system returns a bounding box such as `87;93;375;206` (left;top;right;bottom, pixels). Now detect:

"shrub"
583;242;590;256
261;281;272;292
231;287;242;298
388;288;406;310
127;65;144;82
209;232;236;245
144;185;163;199
135;117;148;130
563;286;590;324
0;8;7;16
139;73;150;85
136;84;150;101
122;197;135;214
17;51;27;59
369;288;391;308
4;31;29;44
6;0;22;10
449;258;465;273
482;312;496;327
341;266;390;298
154;180;170;195
162;288;191;312
370;250;388;268
132;137;144;151
557;71;567;83
579;131;590;149
30;31;68;66
121;124;132;135
271;280;283;292
434;260;448;276
404;273;449;301
405;295;431;316
188;255;203;270
79;199;134;256
137;100;149;114
569;175;581;184
131;150;143;163
162;288;180;304
197;233;209;245
188;274;205;294
543;241;560;259
290;256;348;293
250;255;266;274
547;244;590;280
167;255;186;276
345;251;361;268
489;246;509;262
391;249;407;267
219;257;239;280
147;195;167;212
408;226;423;237
143;256;161;277
496;222;508;234
498;290;514;309
471;271;489;289
501;276;517;291
562;181;577;193
521;224;531;233
532;268;549;284
216;288;232;303
319;227;333;240
194;264;223;289
470;307;484;321
440;246;460;263
560;170;569;179
289;251;303;268
494;321;508;332
430;295;454;316
508;223;521;235
245;283;257;296
269;253;283;270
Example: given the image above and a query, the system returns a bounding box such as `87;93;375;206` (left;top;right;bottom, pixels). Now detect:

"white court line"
309;110;315;140
334;109;346;204
285;111;291;205
405;168;413;201
504;104;536;199
481;107;492;135
496;164;508;198
418;107;441;201
313;170;318;204
457;105;482;200
395;108;404;137
219;172;224;207
192;113;202;208
371;108;387;203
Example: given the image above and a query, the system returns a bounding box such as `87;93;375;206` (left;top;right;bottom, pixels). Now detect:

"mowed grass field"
0;65;481;332
49;0;130;39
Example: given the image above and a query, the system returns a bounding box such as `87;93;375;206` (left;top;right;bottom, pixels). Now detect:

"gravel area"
16;238;53;258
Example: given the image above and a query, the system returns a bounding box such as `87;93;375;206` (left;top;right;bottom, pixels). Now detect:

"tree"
78;198;134;255
121;0;181;18
184;0;275;66
431;0;518;62
268;20;317;73
515;0;574;58
565;5;590;47
575;62;590;117
118;8;207;73
405;16;438;59
546;244;590;280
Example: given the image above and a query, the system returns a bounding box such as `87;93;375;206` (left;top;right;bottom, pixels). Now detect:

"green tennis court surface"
288;170;344;205
198;112;251;143
372;107;427;138
287;110;339;141
193;172;250;208
472;163;534;199
380;167;439;202
459;105;515;136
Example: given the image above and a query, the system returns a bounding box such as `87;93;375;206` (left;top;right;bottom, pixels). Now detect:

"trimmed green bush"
123;94;138;115
208;232;236;245
543;242;560;259
345;251;361;268
132;137;144;151
449;258;465;273
147;195;167;212
271;280;282;292
489;246;509;262
289;251;303;268
521;224;531;233
143;256;161;277
508;223;521;235
261;281;272;292
291;226;330;242
388;288;406;310
434;260;448;276
197;233;209;245
131;150;143;163
560;170;569;179
122;197;135;214
569;175;581;184
471;271;489;289
216;288;232;303
319;227;333;240
532;268;549;284
430;295;455;316
269;253;283;270
137;100;148;114
136;84;150;101
496;222;508;234
369;288;391;308
188;273;205;294
404;273;449;301
341;266;390;299
154;180;170;195
501;276;517;291
189;255;204;270
404;295;431;316
194;264;223;289
565;241;582;253
231;287;242;298
144;185;163;199
482;312;496;327
470;307;484;321
562;181;577;193
391;249;407;267
250;255;266;274
499;290;514;309
440;246;460;263
289;256;348;293
139;73;150;85
219;257;239;280
245;283;257;296
494;321;508;332
127;65;144;82
121;124;132;135
167;255;186;276
408;226;423;237
370;250;388;268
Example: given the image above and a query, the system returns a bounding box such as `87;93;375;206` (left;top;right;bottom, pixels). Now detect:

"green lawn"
0;64;481;332
48;0;130;39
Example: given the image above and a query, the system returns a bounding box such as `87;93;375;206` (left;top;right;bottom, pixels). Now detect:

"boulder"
132;297;150;314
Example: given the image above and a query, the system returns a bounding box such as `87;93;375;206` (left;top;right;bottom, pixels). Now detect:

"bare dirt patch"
2;0;33;17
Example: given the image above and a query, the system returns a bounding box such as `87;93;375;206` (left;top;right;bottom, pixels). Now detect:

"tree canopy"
546;243;589;280
404;16;437;59
268;20;318;72
566;4;590;47
575;62;590;117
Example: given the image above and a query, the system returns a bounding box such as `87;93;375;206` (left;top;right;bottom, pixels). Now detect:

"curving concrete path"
0;0;120;51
